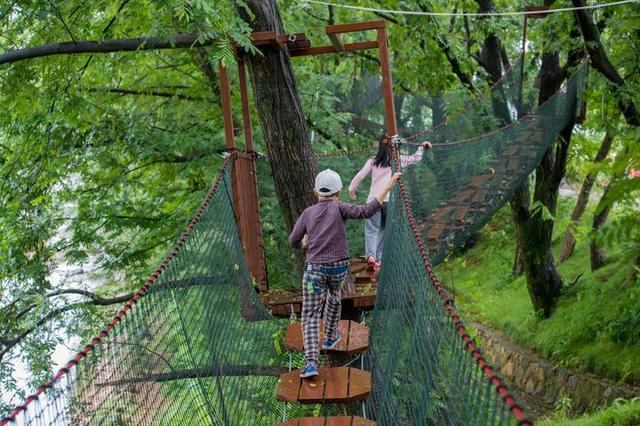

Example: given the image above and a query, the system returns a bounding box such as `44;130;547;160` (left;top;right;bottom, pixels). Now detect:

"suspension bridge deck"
284;320;369;356
277;367;372;404
277;416;376;426
261;258;378;317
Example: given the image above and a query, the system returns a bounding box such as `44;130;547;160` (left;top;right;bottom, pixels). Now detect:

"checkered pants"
301;259;349;366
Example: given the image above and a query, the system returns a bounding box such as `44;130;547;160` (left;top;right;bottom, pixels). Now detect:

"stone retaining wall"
474;322;640;415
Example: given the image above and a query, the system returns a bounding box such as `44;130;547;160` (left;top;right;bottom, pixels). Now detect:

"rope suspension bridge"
0;19;587;426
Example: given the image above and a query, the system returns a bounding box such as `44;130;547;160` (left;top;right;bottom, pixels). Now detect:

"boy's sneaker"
300;363;319;378
374;259;382;270
322;332;341;350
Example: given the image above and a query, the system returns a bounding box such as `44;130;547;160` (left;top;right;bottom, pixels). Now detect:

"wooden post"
219;62;235;150
377;25;398;137
219;20;400;295
238;58;254;152
231;152;268;292
233;56;268;291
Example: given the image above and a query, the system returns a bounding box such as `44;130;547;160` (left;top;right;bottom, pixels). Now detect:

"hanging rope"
303;0;638;17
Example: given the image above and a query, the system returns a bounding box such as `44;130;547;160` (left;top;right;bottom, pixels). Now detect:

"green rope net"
2;57;586;425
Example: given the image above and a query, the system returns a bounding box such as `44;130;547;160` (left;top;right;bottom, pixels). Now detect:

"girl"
348;136;432;269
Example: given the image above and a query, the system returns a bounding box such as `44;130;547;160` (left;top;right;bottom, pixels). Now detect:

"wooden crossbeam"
524;5;550;19
290;40;379;57
326;20;386;34
250;31;284;49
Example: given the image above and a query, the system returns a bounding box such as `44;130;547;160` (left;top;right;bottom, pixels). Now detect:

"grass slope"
539;399;640;426
438;202;640;385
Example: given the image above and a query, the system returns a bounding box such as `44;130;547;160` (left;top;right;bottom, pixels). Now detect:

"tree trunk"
589;180;614;270
559;131;613;262
513;242;524;276
236;0;317;233
473;1;573;314
589;146;628;271
511;38;583;316
628;254;640;284
572;0;640;126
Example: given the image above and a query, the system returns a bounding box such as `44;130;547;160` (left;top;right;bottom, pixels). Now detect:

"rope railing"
0;153;237;425
391;141;531;425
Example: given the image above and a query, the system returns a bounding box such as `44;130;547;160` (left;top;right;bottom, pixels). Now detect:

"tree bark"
473;0;529;277
236;0;317;233
629;254;640;284
571;0;640;126
589;179;614;270
98;364;286;386
497;0;582;316
513;242;524;276
589;147;628;270
85;87;203;100
559;131;613;262
0;34;215;65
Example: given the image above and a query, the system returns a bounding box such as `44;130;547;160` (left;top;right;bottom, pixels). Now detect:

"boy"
289;168;402;378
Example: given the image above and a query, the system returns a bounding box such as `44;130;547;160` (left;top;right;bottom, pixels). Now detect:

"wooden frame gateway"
219;20;398;301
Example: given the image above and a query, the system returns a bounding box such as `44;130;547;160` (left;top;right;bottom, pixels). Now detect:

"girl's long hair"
373;135;391;168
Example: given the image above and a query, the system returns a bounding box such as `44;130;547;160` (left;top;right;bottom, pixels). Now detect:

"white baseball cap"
315;169;343;196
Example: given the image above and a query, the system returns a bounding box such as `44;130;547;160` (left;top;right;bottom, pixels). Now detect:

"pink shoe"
374;260;382;270
366;256;376;271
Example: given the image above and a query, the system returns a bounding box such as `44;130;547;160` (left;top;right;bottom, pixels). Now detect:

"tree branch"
0;34;217;66
5;288;135;323
0;303;88;360
571;0;639;125
85;87;205;101
46;0;77;43
98;364;287;386
0;275;223;362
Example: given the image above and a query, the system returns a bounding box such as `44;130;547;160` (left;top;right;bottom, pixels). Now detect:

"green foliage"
541;398;640;426
555;395;574;421
2;0;639;416
440;199;640;385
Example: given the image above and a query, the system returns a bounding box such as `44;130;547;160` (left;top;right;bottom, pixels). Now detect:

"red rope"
390;143;532;426
0;154;236;425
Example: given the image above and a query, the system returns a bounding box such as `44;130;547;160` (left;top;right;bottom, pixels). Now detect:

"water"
2;199;123;411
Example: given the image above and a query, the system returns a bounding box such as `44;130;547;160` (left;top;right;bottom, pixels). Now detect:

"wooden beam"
237;59;254;152
289;40;378;57
377;26;398;137
287;39;311;50
218;62;235;150
524;5;550;19
250;31;284;48
326;20;386;34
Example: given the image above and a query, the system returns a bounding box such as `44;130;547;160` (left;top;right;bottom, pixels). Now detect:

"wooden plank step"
277;367;371;404
354;268;375;284
277;416;376;426
283;320;369;355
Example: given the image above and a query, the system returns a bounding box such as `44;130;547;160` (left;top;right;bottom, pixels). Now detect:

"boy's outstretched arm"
341;172;402;219
375;172;402;203
288;211;307;249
